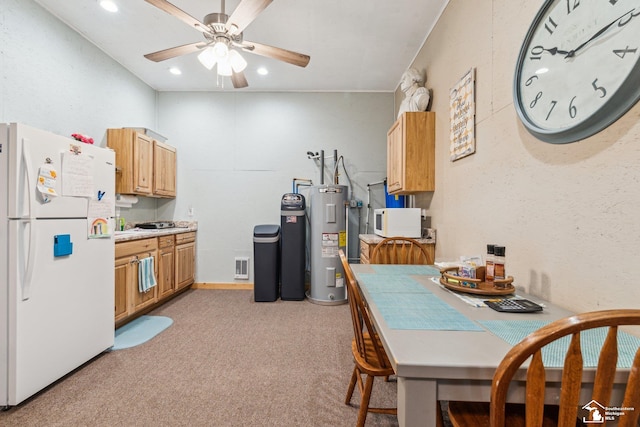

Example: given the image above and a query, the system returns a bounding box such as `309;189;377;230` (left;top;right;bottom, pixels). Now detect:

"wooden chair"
338;249;397;426
447;309;640;427
369;236;432;265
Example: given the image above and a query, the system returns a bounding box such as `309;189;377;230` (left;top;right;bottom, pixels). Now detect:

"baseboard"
192;282;254;290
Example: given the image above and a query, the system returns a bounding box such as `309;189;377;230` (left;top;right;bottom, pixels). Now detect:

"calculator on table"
485;299;543;313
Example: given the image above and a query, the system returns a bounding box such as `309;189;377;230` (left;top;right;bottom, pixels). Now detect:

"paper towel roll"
115;194;139;207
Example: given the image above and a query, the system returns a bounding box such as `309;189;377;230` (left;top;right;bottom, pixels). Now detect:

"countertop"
359;233;436;245
114;221;197;242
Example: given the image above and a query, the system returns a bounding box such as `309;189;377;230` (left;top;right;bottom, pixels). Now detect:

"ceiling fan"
143;0;311;88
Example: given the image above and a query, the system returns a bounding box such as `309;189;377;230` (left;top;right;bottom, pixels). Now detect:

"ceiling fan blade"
225;0;273;35
241;41;310;68
145;0;209;33
231;70;249;88
144;42;204;62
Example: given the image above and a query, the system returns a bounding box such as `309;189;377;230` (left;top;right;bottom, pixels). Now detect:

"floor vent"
234;257;250;279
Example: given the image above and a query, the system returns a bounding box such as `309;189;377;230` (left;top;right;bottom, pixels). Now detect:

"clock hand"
542;47;571;56
565;9;635;58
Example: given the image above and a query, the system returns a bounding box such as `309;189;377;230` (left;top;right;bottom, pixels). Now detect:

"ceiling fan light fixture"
99;0;118;13
197;47;218;70
217;58;232;76
228;50;247;73
213;41;229;58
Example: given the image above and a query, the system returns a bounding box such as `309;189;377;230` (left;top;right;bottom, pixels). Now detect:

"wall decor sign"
449;68;476;161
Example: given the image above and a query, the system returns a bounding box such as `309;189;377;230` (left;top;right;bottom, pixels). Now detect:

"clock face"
514;0;640;143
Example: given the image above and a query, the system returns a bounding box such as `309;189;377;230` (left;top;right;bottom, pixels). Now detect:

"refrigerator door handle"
22;137;35;219
21;219;37;300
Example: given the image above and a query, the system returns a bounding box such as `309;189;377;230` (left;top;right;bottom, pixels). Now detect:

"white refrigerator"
0;123;115;407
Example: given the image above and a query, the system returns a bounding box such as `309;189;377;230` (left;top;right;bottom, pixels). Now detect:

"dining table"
350;263;639;427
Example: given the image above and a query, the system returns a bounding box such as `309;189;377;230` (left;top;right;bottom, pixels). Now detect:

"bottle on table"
493;246;506;288
485;244;495;283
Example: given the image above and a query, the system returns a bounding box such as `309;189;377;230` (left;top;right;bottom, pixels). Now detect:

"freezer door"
6;123;115;219
6;218;114;405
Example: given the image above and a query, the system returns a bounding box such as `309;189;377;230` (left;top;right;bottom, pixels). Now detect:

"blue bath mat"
111;315;173;350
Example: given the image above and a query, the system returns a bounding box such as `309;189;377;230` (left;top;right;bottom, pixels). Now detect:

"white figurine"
397;68;430;118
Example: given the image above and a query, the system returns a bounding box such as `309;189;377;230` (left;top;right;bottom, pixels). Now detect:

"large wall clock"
514;0;640;144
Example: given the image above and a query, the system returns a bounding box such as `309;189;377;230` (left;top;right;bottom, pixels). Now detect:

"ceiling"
33;0;449;92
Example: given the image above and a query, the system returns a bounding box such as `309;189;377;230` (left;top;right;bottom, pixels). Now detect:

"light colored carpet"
0;290;412;426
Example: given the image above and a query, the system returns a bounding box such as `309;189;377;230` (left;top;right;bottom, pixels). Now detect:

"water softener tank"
307;185;348;305
280;193;306;300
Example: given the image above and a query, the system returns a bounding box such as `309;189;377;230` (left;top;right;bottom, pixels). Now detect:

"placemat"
479;320;640;368
357;273;429;294
358;274;484;331
371;265;441;276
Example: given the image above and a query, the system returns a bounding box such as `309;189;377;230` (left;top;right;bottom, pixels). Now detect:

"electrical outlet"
187;206;194;217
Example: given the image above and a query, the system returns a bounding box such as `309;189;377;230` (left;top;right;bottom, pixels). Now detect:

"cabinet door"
133;133;154;195
386;117;404;193
153;141;177;197
175;242;195;290
157;246;175;300
386;112;435;194
114;256;131;323
131;250;158;312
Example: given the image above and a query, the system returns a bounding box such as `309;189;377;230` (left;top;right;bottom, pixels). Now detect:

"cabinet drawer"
158;235;175;249
115;238;158;258
175;232;196;245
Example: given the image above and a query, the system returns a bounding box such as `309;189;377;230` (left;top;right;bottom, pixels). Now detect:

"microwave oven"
373;208;421;238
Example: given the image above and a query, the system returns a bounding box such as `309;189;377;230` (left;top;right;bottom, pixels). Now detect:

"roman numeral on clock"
613;47;637;58
545;16;558;34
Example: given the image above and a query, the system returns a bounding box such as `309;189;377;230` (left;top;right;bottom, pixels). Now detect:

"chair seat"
352;333;395;377
447;401;584;427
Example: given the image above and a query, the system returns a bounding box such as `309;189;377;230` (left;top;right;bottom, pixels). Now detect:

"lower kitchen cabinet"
114;257;130;324
175;232;196;290
115;231;196;326
114;238;158;325
157;235;176;300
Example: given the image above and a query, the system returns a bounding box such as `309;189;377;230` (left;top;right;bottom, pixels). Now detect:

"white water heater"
307;185;348;305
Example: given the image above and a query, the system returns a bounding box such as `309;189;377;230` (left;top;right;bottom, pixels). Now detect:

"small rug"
111;315;173;350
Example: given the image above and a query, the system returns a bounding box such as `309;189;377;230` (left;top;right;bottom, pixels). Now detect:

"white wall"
156;92;392;282
0;0;160;220
0;0;156;144
401;0;640;312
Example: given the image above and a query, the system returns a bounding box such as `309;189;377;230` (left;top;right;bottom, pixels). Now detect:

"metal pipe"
292;178;312;194
334;150;338;184
295;181;313;193
320;150;324;185
345;202;349;262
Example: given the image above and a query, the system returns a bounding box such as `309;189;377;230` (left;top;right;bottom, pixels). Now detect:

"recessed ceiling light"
99;1;118;13
169;67;182;75
257;67;268;76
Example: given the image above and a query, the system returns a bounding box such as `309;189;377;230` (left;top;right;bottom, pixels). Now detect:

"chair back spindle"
370;237;432;265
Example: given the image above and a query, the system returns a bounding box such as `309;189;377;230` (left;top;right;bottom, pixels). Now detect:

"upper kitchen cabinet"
386;112;435;194
153;141;177;197
107;128;176;198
